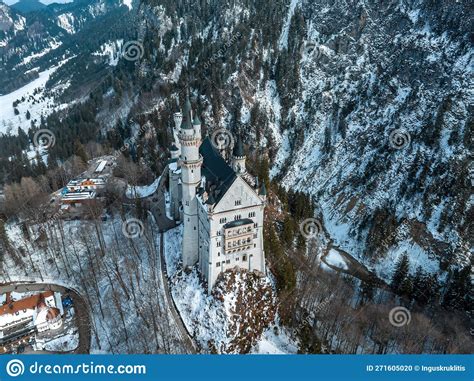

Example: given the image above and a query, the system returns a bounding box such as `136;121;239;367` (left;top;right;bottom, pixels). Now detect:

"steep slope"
1;0;471;279
0;0;137;134
0;0;134;95
131;0;471;280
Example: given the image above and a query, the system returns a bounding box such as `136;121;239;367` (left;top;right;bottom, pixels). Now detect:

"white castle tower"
178;95;203;268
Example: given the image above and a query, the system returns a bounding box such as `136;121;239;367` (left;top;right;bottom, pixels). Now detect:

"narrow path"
158;232;198;354
131;170;196;353
320;243;388;289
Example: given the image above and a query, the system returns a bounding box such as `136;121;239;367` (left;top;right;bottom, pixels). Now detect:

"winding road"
158;232;198;354
145;173;198;353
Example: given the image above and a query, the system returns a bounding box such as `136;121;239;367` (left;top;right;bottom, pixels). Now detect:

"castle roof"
181;93;194;129
193;113;201;125
0;291;54;317
199;137;236;205
184;95;192;115
181;114;193;130
46;307;61;321
170;144;179;151
206;192;216;205
259;182;267;196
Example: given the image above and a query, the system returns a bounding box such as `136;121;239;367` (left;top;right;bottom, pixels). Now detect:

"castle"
168;95;267;292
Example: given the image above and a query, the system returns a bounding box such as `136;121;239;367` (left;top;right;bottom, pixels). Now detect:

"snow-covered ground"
163;226;227;350
163;226;298;354
125;176;161;199
252;325;298;354
2;214;185;354
324;249;348;270
0;61;70;134
57;12;76;34
22;40;62;65
38;328;80;352
92;40;124;66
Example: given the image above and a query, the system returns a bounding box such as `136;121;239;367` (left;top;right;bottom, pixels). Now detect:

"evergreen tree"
399;275;414;299
74;139;88;164
282;215;295;247
391;253;410;294
360;275;376;304
443;266;472;311
412;266;425;301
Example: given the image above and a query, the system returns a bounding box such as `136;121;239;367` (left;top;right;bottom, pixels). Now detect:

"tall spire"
181;90;194;130
183;89;192;121
231;135;246;175
233;135;244;157
193;113;201;125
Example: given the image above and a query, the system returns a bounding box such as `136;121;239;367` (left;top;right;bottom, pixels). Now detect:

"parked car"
63;296;73;308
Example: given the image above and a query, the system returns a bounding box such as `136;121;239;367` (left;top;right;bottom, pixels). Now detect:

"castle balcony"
223;218;254;254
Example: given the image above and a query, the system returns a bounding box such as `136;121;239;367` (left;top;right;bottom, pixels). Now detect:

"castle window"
234;214;241;220
249;211;255;218
236;257;239;261
235;200;241;206
217;241;221;247
219;217;227;224
254;223;258;228
216;262;220;267
226;259;230;264
242;255;247;261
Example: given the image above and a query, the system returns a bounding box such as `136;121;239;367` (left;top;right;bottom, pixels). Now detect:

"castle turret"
193;113;201;138
231;135;246;175
179;94;203;268
259;181;267;201
173;101;183;152
170;144;180;160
